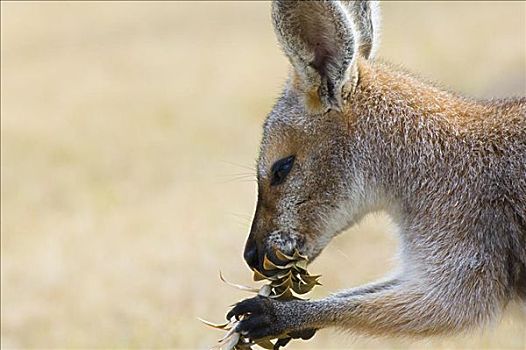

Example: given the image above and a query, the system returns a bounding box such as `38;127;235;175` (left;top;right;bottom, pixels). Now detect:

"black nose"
243;238;259;269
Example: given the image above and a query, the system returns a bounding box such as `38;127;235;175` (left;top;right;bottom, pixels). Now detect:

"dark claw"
273;337;291;350
226;296;265;320
236;315;268;335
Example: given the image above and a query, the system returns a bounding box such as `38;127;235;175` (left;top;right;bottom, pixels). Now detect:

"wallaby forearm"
285;280;505;337
332;275;401;298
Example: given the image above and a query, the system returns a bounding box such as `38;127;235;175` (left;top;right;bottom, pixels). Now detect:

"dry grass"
1;2;525;349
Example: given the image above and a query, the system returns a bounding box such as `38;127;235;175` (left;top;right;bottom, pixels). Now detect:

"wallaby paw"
226;296;317;342
227;296;281;339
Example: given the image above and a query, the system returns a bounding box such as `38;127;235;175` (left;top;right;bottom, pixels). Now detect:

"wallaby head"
244;1;382;270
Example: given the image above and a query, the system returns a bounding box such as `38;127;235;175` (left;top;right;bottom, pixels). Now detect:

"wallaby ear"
272;0;356;112
341;1;381;59
271;0;381;112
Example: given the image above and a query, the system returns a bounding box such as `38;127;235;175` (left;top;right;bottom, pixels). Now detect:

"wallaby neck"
344;58;495;224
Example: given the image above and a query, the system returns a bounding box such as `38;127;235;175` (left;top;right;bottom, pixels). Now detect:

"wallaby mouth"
243;242;277;275
245;238;306;276
243;237;259;270
245;226;309;273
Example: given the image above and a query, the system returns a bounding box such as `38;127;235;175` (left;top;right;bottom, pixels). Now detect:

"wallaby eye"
270;155;295;186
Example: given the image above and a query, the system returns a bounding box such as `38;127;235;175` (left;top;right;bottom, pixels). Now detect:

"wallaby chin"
237;0;525;343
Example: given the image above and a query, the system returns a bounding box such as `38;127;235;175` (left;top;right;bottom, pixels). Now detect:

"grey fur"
233;0;526;341
341;1;381;58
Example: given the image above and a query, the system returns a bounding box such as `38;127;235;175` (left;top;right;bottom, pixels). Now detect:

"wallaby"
227;0;526;342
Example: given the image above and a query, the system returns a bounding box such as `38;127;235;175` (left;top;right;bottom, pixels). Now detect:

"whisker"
215;177;257;184
228;212;252;221
219;160;256;172
219;174;255;180
332;246;353;263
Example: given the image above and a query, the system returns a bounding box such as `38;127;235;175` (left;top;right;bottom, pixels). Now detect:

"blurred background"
1;1;525;349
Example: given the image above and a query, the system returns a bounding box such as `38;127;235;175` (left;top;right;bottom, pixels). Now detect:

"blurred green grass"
1;2;525;349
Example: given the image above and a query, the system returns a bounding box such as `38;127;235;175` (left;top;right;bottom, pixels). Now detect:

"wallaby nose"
243;238;259;270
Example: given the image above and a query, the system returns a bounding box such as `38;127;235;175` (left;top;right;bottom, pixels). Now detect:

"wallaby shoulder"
352;58;525;128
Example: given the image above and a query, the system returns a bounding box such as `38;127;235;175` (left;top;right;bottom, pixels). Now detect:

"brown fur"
229;0;525;342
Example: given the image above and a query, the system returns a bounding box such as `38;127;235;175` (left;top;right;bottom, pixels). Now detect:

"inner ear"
300;12;340;75
310;39;336;78
299;4;347;78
